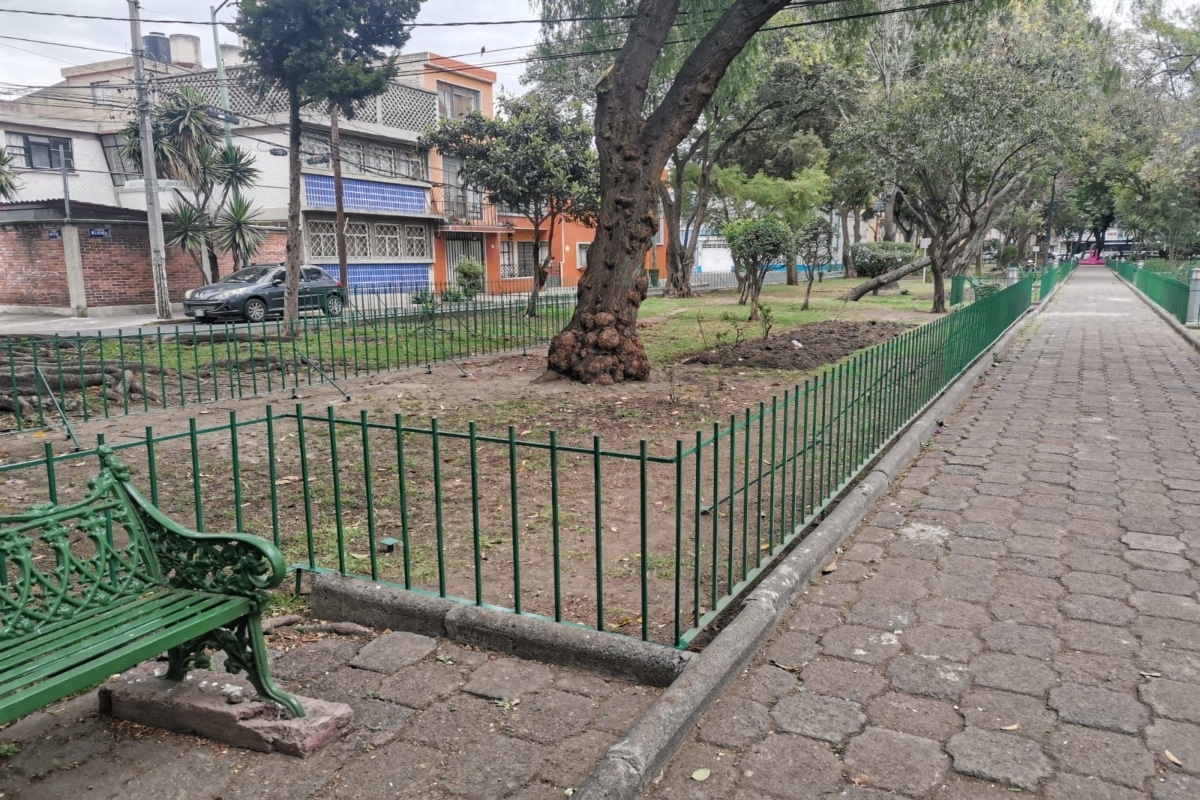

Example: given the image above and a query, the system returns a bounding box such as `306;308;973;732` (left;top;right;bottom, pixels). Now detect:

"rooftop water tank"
143;32;171;64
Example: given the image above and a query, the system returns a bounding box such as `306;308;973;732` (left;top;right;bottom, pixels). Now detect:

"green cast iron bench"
0;447;304;726
966;275;1003;300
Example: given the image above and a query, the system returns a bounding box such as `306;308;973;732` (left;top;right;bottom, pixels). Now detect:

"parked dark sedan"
182;265;346;323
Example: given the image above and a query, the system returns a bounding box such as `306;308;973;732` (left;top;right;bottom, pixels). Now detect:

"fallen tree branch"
839;256;932;302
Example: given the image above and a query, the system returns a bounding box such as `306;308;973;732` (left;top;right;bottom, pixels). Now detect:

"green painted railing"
0;289;576;434
2;278;1035;648
1109;261;1189;323
1036;260;1076;302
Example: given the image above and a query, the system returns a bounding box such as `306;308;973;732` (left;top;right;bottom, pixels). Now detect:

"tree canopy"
422;92;600;317
232;0;420;320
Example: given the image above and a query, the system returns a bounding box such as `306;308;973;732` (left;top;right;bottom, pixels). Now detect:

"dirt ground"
0;286;936;647
680;320;910;370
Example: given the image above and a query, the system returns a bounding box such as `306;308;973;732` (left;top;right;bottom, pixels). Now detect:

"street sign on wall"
88;228;111;239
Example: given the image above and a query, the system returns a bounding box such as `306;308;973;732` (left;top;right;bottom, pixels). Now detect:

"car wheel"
325;294;344;317
244;297;268;323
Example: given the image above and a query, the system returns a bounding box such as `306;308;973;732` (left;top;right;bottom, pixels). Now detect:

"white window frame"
577;242;591;271
345;221;370;258
374;223;402;258
307;219;337;259
404;224;430;259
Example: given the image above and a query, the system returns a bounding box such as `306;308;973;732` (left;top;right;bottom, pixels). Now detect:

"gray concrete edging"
573;287;1059;800
1115;274;1200;353
310;573;691;687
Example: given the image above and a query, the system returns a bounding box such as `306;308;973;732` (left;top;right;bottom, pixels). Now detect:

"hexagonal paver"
946;727;1052;791
843;727;949;795
771;692;866;743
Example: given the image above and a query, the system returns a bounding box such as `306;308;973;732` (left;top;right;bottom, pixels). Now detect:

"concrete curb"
1115;274;1200;353
310;574;691;687
574;287;1060;800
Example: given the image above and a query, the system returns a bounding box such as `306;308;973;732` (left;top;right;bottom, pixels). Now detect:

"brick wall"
77;224;197;306
0;224;71;306
1;224;304;310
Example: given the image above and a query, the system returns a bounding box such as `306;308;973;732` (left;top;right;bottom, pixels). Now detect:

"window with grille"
302;134;332;167
367;143;396;177
346;222;370;258
577;242;591;271
5;133;72;170
515;242;537;277
340;141;365;173
308;220;337;259
397;148;426;181
375;223;402;258
436;81;481;119
404;225;430;258
500;241;516;278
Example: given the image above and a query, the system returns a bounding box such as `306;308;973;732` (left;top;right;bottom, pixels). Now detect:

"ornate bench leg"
238;615;306;718
162;618;306;718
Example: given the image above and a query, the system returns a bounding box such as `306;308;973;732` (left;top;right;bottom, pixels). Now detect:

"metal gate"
444;233;485;286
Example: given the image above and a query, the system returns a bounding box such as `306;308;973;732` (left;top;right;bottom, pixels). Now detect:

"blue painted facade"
304;174;428;214
343;262;432;291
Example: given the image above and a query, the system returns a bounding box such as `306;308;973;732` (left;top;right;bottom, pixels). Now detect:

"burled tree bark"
546;0;793;383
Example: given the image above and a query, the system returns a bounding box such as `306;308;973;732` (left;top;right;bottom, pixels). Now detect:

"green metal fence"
1;278;1035;648
1109;261;1189;323
1035;260;1076;303
0;289;576;435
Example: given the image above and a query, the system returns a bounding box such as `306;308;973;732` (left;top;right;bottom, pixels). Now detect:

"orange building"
398;53;667;294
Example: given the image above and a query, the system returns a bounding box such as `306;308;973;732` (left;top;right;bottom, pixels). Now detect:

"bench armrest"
122;481;288;601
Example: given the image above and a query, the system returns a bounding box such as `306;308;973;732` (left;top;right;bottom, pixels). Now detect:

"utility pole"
128;0;172;320
58;145;70;220
330;105;349;288
210;1;234;148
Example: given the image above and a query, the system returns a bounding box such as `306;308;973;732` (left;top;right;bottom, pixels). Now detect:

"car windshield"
221;267;276;284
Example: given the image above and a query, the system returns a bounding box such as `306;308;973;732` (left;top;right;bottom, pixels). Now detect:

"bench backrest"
0;449;163;641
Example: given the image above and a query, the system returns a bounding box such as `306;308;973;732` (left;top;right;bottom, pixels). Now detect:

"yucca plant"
0;149;18;201
213;195;266;268
163;203;215;283
120;87;263;283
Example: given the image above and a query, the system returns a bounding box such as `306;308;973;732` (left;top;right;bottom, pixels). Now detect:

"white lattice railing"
155;70;437;134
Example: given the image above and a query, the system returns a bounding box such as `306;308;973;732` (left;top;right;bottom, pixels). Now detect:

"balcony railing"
432;198;505;228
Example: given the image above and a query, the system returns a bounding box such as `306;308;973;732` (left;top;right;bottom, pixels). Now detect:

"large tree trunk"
202;244;220;284
930;264;947;313
526;214;554;318
785;247;798;286
840;209;856;278
882;179;897;241
546;175;655;384
662;228;696;297
544;0;794;383
284;88;303;322
840;255;932;301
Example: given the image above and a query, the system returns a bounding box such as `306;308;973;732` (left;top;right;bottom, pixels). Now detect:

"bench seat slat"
0;591;249;725
0;589;246;675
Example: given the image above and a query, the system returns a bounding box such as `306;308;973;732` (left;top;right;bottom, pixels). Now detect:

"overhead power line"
0;7;637;27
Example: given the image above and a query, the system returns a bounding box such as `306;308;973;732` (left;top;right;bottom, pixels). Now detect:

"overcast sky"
2;0;1197;101
0;0;537;97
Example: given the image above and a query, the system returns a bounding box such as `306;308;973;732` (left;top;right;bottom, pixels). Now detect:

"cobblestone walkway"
0;627;658;799
649;268;1200;799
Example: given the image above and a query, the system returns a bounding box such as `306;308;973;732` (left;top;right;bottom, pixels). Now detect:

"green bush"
849;241;918;278
455;258;485;299
999;244;1019;267
1142;258;1179;277
412;290;438;308
441;287;467;303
